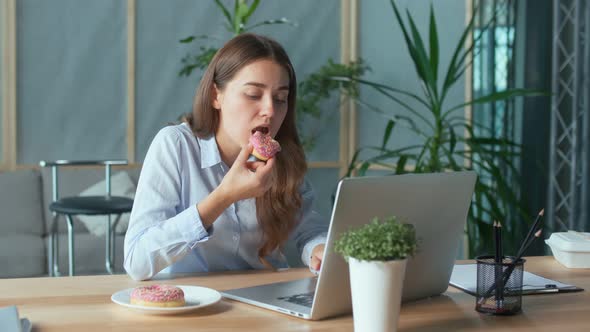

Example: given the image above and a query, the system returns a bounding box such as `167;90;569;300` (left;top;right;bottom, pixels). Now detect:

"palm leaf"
329;76;430;109
441;3;477;99
382;120;396;150
444;89;547;117
178;35;210;43
244;18;297;31
371;160;399;171
454;147;521;158
429;4;439;83
441;10;497;104
449;127;457;154
346;149;363;177
243;0;260;23
354;98;427;136
439;144;461;170
468;155;522;206
466;137;520;147
214;0;233;30
354;83;433;129
358;162;371;176
364;145;424;159
405;9;438;101
396;155;409;174
413;139;431;171
390;1;428;86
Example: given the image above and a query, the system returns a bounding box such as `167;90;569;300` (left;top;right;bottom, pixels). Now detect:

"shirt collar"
199;135;223;169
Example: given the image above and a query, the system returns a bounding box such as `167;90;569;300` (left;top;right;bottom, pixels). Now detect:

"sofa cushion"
126;167;141;186
0;234;46;278
0;169;44;236
78;171;136;236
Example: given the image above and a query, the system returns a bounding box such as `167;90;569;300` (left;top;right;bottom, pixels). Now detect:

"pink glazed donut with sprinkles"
249;131;281;161
130;285;185;307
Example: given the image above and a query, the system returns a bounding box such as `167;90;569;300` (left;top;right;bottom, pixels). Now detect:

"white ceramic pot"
348;257;407;332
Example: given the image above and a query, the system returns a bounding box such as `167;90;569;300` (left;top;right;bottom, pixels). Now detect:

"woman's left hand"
310;244;325;272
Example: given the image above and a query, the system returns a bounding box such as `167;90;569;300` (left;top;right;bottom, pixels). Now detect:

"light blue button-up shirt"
124;123;327;280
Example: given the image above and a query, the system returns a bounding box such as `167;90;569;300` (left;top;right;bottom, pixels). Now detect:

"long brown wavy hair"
186;33;307;265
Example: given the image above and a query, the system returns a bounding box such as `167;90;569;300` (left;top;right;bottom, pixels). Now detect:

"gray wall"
17;0;127;163
0;2;4;159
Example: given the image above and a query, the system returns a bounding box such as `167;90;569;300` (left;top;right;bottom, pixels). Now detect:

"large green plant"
331;1;544;257
179;0;367;151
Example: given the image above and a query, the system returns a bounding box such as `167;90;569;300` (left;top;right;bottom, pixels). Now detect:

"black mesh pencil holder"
475;255;526;315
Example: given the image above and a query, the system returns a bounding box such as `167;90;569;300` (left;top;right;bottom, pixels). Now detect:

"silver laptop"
222;171;477;320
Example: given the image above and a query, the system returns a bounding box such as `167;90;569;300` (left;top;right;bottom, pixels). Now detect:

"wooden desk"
0;256;588;331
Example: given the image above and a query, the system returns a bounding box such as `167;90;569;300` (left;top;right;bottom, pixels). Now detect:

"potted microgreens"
335;216;418;332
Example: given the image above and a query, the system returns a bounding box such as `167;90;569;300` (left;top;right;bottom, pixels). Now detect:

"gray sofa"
0;167;140;278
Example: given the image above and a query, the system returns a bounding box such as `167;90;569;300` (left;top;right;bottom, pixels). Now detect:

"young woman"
124;33;327;281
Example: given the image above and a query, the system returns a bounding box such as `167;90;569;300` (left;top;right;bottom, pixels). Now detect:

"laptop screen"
312;171;477;318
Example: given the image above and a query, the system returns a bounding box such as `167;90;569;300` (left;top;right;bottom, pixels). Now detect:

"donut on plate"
130;284;185;307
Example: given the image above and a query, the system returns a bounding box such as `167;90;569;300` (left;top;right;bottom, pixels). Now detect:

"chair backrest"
38;160;132;234
39;160;129;201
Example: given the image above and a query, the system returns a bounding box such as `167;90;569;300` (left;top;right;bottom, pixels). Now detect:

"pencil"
498;229;543;293
497;222;503;261
493;221;501;263
520;229;543;259
497;222;504;303
516;209;544;258
493;220;502;308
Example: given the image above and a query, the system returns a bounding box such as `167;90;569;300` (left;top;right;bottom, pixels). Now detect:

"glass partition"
17;0;127;164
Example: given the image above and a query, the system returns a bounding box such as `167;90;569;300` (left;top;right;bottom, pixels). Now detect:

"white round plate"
111;285;221;315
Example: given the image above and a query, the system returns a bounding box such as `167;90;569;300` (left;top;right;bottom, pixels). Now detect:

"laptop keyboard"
277;292;315;308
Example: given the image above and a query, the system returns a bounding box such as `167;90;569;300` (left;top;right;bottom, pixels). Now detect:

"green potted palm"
335;216;418;332
330;0;545;257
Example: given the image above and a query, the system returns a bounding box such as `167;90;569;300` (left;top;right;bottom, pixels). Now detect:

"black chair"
39;160;134;276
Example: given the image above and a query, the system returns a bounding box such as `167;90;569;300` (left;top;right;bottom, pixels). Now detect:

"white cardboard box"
545;231;590;268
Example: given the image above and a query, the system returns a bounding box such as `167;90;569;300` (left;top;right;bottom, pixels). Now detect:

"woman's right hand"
197;144;275;229
219;143;276;202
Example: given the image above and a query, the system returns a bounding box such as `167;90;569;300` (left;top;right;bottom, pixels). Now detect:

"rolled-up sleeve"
290;179;328;269
123;127;210;281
